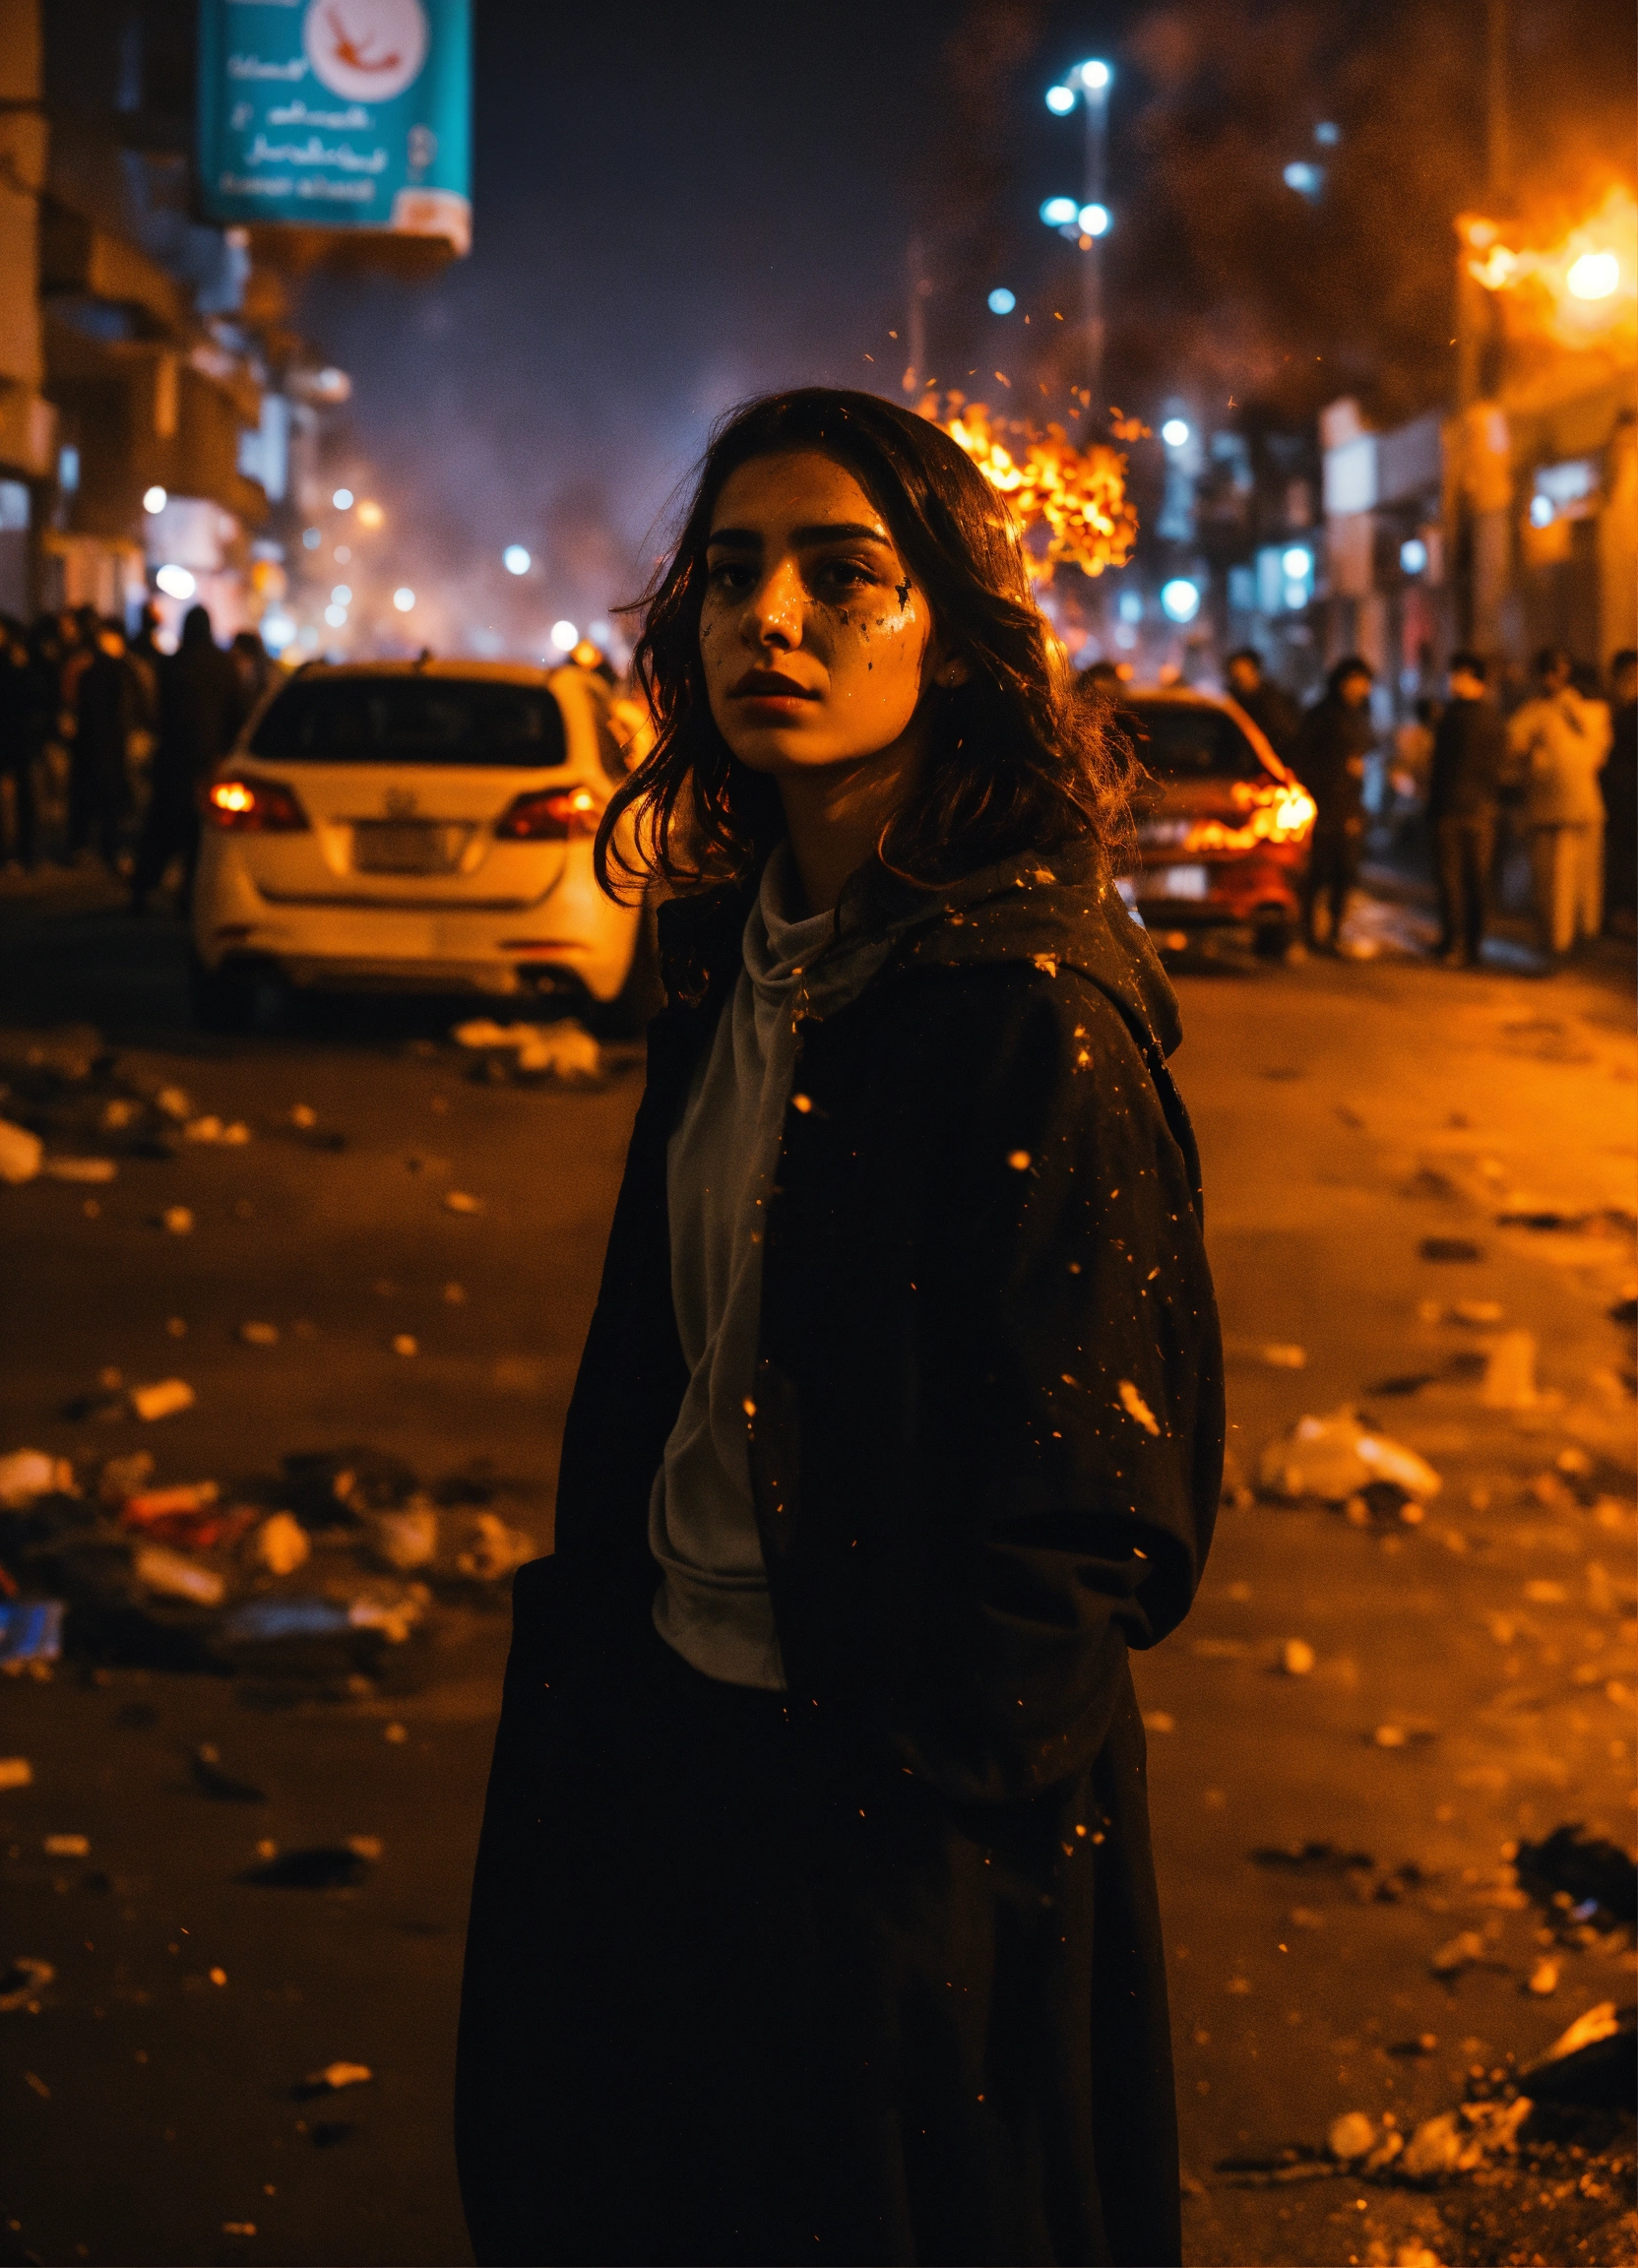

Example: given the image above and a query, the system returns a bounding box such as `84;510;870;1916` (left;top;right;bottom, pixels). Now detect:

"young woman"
456;389;1223;2268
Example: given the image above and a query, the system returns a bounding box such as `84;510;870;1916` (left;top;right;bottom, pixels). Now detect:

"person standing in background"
0;618;35;872
1225;647;1300;762
1506;646;1612;961
1602;649;1636;940
1427;653;1505;969
1292;656;1375;952
70;618;150;870
131;603;246;915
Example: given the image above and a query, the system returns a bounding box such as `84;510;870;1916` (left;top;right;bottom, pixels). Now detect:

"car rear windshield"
1124;702;1268;780
249;680;567;767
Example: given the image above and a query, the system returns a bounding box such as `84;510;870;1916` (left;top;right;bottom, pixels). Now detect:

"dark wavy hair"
596;387;1136;898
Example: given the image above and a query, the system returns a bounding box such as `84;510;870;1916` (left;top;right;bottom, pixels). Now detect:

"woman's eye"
706;560;755;593
814;559;875;596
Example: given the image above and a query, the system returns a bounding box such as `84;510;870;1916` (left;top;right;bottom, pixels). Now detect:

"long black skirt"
456;1573;1180;2267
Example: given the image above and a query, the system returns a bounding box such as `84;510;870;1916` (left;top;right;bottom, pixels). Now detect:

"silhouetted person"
132;604;246;914
71;619;150;869
1225;647;1300;761
1507;644;1611;959
231;627;276;710
1428;652;1505;969
1602;649;1636;938
0;617;34;870
1292;656;1375;951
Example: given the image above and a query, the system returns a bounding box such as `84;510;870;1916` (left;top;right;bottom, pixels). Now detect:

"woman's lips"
729;671;819;706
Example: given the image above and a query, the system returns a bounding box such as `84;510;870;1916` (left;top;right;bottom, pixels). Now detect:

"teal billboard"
198;0;472;253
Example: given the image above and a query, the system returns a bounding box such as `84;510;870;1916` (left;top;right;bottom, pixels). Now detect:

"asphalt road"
0;879;1633;2268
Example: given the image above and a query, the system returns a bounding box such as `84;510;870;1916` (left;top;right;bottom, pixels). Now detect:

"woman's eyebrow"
705;521;893;550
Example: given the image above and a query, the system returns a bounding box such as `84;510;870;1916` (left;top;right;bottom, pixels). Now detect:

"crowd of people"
1134;642;1635;970
0;601;270;911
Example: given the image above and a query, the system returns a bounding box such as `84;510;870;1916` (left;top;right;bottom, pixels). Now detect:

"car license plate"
351;823;467;875
1135;864;1209;901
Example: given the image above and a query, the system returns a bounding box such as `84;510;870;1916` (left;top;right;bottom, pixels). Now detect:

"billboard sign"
198;1;471;253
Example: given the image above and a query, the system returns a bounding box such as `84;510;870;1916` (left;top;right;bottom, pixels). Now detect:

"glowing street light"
1161;417;1191;448
1040;196;1079;226
331;585;352;605
142;484;167;515
1079;203;1109;237
502;544;532;575
1566;250;1619;300
1042;59;1113;401
1045;84;1075;114
1077;59;1110;89
332;487;354;510
1281;546;1311;580
549;619;579;653
155;564;195;599
356;499;385;530
324;603;347;628
1160;578;1201;623
987;287;1017;315
392;587;415;612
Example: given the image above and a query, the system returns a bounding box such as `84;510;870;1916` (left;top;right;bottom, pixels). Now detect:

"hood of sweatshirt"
659;835;1183;1068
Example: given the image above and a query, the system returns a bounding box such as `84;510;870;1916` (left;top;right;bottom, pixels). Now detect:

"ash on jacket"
457;843;1224;2267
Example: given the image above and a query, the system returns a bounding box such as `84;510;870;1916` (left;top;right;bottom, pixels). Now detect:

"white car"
190;660;657;1033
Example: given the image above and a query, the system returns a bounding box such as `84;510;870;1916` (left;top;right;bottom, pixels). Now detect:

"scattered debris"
42;1833;89;1858
128;1378;196;1423
0;1757;34;1790
1515;1826;1637;1927
42;1156;117;1183
452;1018;602;1082
299;2059;373;2094
1258;1409;1442;1504
369;1506;438;1572
1373;1721;1438;1749
158;1206;194;1235
247;1513;310;1577
1400;2097;1532;2179
1418;1237;1484;1263
442;1189;484;1215
1250;1841;1375;1875
238;1321;280;1348
0;1959;55;2012
0;1119;42;1184
190;1744;265;1802
1327;2110;1379;2161
1281;1638;1316;1676
0;1451;74;1508
134;1544;224;1607
247;1842;378;1890
1527;1957;1560;1995
1480;1331;1540;1411
1226;1337;1307;1368
0;1602;64;1670
391;1334;418;1357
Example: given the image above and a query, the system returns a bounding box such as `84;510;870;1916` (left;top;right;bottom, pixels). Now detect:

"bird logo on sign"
304;0;429;102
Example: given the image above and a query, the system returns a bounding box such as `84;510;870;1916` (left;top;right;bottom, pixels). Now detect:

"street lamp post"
1043;61;1112;409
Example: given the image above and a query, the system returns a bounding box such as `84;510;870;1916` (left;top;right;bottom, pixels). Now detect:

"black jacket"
1292;690;1374;826
1236;679;1300;762
457;846;1224;2265
1427;695;1505;822
157;640;245;785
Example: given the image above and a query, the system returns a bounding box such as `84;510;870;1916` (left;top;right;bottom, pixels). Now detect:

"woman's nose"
745;559;803;647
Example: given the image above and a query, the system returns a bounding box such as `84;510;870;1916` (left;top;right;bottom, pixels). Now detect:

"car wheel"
188;950;263;1034
587;902;663;1040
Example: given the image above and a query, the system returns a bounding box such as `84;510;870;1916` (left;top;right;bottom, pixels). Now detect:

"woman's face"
699;449;952;780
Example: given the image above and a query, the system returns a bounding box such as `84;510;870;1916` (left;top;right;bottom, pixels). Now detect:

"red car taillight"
204;776;310;832
493;786;601;841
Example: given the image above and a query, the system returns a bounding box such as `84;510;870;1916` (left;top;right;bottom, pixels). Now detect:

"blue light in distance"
1077;59;1110;89
1040;196;1079;226
1079;203;1110;236
987;287;1017;315
1045;84;1075;113
1314;120;1341;146
1160;578;1201;623
1283;161;1323;199
502;544;532;576
1161;417;1191;449
1400;538;1427;575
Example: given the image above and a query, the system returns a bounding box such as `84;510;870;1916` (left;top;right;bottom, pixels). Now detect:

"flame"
1459;185;1637;347
936;397;1138;582
1179;776;1316;854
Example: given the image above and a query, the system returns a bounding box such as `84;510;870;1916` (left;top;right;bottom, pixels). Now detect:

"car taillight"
204;776;310;832
493;786;601;841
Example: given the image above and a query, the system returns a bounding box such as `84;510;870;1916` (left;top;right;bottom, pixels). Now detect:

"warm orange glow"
355;499;385;530
935;397;1138;582
1179;777;1317;854
211;781;256;815
1459;186;1637;346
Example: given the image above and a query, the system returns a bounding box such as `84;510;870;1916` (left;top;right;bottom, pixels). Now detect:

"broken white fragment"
134;1544;224;1606
443;1190;484;1215
305;2060;372;2092
1256;1407;1441;1504
1527;1957;1560;1996
1281;1638;1315;1676
249;1513;310;1577
1480;1330;1538;1410
1326;2110;1376;2161
0;1451;74;1508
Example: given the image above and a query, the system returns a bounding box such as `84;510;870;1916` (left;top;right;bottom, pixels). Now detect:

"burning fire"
1459;185;1637;347
935;397;1138;582
1179;776;1317;854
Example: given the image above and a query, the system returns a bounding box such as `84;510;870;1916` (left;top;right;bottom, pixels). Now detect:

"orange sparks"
1459;185;1636;347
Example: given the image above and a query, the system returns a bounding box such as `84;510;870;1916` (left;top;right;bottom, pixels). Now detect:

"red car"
1116;687;1316;958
